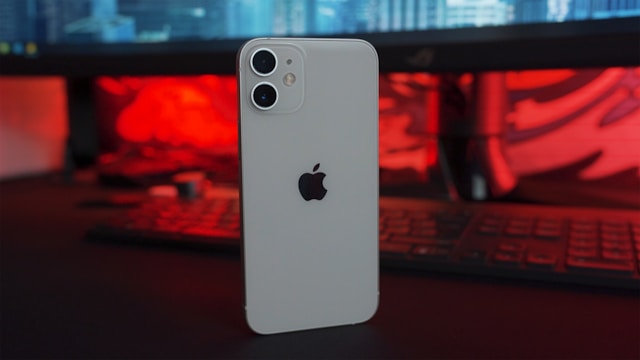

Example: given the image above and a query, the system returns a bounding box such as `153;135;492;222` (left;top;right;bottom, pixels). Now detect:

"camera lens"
252;82;278;110
251;49;277;76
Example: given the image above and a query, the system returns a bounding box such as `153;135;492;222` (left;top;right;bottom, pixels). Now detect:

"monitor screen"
1;0;639;75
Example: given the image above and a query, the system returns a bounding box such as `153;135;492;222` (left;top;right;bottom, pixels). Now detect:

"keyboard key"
381;209;405;219
602;220;627;230
437;213;470;224
504;226;530;237
601;240;632;251
392;235;454;247
566;257;634;275
494;251;523;265
570;231;598;241
480;215;504;226
412;245;451;259
567;247;598;258
437;227;465;239
477;224;501;236
602;249;634;261
439;222;466;231
601;232;630;242
412;228;437;237
413;219;437;229
569;238;597;248
571;221;597;231
534;228;562;240
459;250;488;264
526;253;557;268
510;216;534;222
537;218;562;227
387;218;412;227
386;225;411;235
379;242;411;257
407;211;432;220
497;242;526;252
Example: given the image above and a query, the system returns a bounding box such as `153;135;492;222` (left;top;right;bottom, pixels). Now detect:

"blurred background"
1;0;638;206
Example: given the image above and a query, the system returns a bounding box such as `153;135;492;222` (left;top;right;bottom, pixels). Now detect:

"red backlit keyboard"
87;191;640;290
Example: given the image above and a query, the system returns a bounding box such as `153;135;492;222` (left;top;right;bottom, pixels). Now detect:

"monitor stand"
64;77;99;180
431;72;517;201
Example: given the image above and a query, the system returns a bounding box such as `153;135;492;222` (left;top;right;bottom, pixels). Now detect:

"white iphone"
237;38;379;334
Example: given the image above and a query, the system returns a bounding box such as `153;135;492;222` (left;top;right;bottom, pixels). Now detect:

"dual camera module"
250;48;279;110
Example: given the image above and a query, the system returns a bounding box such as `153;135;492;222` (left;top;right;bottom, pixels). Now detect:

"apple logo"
298;163;327;201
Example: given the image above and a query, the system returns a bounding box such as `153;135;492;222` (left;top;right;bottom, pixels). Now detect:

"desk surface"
2;176;639;359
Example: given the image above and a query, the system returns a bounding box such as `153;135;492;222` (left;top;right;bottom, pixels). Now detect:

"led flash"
283;72;296;86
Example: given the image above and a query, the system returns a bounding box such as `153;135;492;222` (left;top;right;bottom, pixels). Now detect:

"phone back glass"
238;38;379;334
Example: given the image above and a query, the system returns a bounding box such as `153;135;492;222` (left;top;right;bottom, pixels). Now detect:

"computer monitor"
1;0;639;75
1;1;638;207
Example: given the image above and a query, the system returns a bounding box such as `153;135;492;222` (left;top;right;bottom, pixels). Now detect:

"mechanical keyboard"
87;188;640;289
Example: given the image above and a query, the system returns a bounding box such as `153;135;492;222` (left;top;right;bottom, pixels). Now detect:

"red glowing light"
506;67;640;180
506;69;576;90
112;76;237;148
96;68;639;187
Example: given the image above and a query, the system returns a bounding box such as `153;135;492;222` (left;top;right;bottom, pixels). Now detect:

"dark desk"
2;176;639;359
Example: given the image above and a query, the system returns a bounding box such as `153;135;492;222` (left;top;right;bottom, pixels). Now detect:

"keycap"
407;211;433;220
571;221;597;231
412;228;437;237
508;218;534;227
379;242;411;257
381;209;405;219
566;257;634;275
504;226;530;237
569;238;597;248
387;218;412;227
526;253;557;268
601;241;632;251
379;232;391;243
601;232;630;242
493;251;523;265
459;250;487;263
480;215;504;225
412;245;451;259
413;219;437;229
498;242;526;252
392;235;454;247
477;224;501;236
534;228;562;240
386;225;411;235
602;249;634;261
537;218;562;227
567;247;598;258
